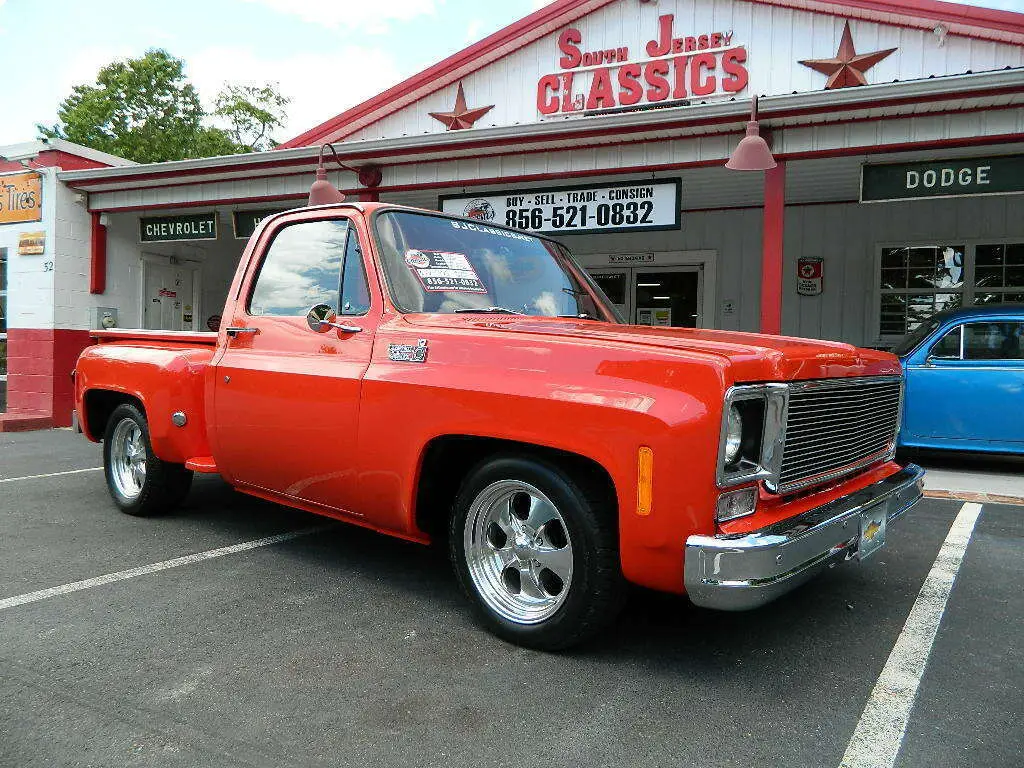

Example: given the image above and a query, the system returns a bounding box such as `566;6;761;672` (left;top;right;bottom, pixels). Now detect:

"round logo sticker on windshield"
405;249;431;268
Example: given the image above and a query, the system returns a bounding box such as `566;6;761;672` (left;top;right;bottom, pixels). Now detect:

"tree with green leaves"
38;50;289;163
213;83;289;153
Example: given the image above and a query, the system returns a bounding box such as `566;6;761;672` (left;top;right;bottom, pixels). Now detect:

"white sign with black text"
440;179;681;236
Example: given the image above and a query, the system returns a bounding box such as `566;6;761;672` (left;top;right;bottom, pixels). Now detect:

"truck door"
211;214;377;513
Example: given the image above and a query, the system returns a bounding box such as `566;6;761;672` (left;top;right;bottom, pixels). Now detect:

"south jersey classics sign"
440;179;681;236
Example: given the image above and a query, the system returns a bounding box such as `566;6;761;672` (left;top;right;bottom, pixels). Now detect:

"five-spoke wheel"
102;403;193;517
450;454;625;650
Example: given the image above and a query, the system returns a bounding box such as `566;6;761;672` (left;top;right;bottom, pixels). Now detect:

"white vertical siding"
347;0;1024;142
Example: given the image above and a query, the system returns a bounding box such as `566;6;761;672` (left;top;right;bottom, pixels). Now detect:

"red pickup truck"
75;202;924;649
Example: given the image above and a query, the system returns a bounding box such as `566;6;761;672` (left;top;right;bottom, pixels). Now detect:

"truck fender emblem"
388;339;428;363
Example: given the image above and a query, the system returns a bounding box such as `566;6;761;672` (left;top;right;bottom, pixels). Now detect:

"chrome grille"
777;377;902;493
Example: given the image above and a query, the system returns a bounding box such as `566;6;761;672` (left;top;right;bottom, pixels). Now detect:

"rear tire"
103;403;192;517
449;454;625;650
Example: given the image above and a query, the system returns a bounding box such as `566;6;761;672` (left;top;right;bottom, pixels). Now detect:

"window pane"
974;265;1004;288
340;232;370;316
964;322;1024;360
249;220;347;316
1005;266;1024;288
1006;244;1024;266
880;269;907;289
881;247;908;270
975;244;1004;266
975;292;1002;304
929;326;961;359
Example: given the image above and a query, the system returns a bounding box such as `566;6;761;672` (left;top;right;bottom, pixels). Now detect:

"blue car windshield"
893;318;942;357
374;210;617;320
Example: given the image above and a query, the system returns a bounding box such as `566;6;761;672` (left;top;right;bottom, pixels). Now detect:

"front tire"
449;455;624;650
103;403;192;517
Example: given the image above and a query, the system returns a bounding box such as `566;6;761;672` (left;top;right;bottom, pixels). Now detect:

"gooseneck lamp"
308;143;348;206
725;96;777;172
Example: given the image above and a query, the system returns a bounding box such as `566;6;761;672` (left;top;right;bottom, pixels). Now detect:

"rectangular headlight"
716;383;788;488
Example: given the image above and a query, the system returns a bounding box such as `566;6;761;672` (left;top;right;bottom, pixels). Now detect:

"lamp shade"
725;121;777;171
308;167;346;206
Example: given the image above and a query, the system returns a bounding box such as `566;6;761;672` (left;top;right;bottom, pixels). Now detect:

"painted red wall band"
90;212;107;294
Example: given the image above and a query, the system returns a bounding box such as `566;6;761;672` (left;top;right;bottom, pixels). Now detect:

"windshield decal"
405;249;487;293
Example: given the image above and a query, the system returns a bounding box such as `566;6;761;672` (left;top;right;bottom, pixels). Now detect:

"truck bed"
90;329;218;346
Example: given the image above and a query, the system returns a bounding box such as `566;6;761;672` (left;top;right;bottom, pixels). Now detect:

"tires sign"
439;179;681;236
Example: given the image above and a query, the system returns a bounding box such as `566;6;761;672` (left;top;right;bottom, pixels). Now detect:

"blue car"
895;304;1024;454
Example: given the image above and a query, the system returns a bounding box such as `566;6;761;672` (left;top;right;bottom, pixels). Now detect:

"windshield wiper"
558;313;598;320
454;307;524;315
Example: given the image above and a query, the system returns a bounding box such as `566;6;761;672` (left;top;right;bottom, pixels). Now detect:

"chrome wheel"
464;480;574;625
109;417;147;501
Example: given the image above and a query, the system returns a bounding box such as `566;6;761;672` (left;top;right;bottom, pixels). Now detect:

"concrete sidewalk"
901;450;1024;506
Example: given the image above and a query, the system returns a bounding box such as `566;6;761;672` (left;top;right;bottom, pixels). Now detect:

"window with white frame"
878;241;1024;341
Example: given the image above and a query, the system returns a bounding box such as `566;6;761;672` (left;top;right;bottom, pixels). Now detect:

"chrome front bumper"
684;464;925;611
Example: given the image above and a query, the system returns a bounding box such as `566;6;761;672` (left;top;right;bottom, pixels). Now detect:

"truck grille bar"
775;376;902;494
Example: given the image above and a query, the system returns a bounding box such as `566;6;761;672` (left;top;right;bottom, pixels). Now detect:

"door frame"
139;253;202;331
582;250;716;328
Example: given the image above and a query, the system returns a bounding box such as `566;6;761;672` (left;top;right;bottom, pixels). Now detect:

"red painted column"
357;191;380;202
90;212;107;294
760;161;786;335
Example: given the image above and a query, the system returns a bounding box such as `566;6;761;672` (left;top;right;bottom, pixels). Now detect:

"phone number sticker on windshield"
439;179;681;236
406;249;487;293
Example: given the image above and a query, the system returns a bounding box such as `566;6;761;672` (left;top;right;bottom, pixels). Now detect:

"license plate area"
857;504;887;560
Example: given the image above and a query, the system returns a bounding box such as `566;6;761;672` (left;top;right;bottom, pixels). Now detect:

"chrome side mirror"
306;303;337;333
305;303;364;334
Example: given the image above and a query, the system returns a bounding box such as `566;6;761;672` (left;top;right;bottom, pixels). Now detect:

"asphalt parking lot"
1;430;1021;768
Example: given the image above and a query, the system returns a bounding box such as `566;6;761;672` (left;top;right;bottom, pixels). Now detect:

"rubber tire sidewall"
102;403;191;517
449;454;624;651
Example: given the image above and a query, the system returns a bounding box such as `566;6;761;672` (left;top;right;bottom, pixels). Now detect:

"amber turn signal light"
637;446;654;516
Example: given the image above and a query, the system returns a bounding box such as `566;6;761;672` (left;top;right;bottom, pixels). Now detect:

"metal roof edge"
58;68;1024;188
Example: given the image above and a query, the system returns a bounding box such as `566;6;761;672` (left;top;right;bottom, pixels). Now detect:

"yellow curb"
924;489;1024;506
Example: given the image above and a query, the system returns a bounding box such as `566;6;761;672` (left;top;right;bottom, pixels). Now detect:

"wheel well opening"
414;435;618;541
83;390;145;439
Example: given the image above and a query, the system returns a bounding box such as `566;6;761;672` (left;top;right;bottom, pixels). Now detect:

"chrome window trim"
716;383;789;489
770;375;904;495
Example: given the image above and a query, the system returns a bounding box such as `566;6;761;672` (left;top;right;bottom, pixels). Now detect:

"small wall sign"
17;230;46;255
440;179;681;236
608;253;655;264
140;212;218;242
232;209;288;239
797;257;823;296
861;155;1024;202
0;171;43;224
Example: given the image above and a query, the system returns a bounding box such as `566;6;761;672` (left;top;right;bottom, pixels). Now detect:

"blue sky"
0;0;1020;147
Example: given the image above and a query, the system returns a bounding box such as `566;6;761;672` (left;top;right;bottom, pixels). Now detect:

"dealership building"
1;0;1022;430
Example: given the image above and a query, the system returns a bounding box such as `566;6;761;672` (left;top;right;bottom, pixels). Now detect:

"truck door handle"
225;326;260;337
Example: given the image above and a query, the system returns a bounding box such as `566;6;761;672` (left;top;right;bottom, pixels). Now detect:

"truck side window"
248;219;348;317
340;230;370;316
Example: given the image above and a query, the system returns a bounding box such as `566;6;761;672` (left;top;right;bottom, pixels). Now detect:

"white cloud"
187;45;405;139
239;0;440;33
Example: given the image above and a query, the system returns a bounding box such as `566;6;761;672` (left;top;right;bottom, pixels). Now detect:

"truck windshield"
374;210;617;319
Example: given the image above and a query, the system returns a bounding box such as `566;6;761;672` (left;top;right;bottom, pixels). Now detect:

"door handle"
225;326;260;338
331;324;363;334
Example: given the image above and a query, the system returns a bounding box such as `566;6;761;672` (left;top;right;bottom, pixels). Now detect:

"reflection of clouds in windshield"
250;221;346;315
532;291;558;316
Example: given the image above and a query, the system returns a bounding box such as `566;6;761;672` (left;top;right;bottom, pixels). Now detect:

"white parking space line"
840;502;983;768
0;526;330;612
0;467;103;484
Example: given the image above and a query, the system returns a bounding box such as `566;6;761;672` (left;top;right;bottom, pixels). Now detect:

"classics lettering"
539;14;746;115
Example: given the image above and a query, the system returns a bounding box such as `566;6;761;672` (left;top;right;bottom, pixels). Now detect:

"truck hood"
403;315;901;383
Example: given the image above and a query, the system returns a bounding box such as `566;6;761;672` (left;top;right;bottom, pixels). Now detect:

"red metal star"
428;82;494;130
798;21;897;89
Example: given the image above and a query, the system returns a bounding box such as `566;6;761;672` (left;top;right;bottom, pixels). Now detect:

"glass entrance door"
587;264;703;327
589;269;629;319
633;266;702;328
